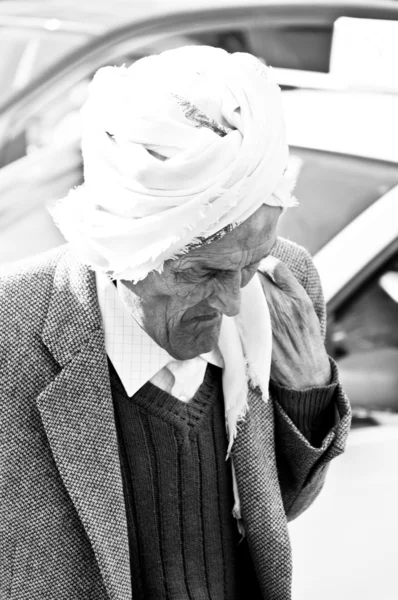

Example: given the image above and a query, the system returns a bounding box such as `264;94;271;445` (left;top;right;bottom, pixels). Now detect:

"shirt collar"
95;273;223;397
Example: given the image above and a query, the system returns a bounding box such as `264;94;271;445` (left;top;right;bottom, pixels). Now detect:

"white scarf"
51;47;296;498
51;46;295;280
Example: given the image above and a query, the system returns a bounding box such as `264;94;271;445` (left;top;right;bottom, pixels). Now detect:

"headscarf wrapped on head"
51;45;296;282
51;48;297;520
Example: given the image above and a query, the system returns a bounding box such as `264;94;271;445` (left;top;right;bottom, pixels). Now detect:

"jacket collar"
38;248;131;600
41;248;102;367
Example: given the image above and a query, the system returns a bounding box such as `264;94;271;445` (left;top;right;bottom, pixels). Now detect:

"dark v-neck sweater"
109;359;263;600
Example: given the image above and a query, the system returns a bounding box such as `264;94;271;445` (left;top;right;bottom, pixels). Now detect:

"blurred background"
0;0;397;597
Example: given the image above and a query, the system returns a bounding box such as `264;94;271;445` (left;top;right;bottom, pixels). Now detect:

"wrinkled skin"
259;257;331;388
119;204;280;360
119;203;331;388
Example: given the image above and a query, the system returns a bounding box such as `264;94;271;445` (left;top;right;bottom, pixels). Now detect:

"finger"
258;256;303;295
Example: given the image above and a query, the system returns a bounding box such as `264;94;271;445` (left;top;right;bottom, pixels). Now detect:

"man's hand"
258;256;331;390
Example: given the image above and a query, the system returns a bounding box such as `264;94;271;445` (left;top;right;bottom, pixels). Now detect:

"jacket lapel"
37;249;131;600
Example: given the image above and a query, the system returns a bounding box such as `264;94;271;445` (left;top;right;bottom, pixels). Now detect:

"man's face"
119;204;281;360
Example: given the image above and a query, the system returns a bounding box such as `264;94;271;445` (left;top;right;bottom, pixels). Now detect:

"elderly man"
0;47;350;600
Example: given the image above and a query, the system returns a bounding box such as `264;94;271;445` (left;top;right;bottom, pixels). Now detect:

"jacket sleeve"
270;239;352;521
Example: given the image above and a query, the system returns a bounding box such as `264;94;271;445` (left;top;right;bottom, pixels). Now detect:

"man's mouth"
183;310;220;324
191;312;219;322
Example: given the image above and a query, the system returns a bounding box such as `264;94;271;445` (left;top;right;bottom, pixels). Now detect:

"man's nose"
221;291;241;317
209;280;242;317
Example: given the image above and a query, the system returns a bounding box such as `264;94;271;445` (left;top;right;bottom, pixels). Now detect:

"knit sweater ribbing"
109;359;263;600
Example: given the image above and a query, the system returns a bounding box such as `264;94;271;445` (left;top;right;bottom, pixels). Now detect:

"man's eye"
206;270;223;281
174;269;204;284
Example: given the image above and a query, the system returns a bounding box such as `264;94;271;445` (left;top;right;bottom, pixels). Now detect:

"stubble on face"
119;204;281;359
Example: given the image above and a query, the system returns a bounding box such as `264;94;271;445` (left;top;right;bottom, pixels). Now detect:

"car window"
0;54;126;168
0;28;30;97
0;78;88;167
0;35;201;168
246;26;333;72
189;26;333;72
278;148;398;254
329;251;398;412
0;26;89;104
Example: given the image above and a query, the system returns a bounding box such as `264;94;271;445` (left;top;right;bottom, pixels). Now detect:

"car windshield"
0;25;90;104
277;89;398;254
278;147;398;255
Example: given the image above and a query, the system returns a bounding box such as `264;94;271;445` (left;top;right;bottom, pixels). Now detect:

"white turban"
51;45;296;281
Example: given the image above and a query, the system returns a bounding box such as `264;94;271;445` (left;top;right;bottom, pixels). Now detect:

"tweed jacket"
0;238;351;600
